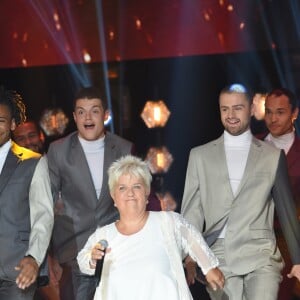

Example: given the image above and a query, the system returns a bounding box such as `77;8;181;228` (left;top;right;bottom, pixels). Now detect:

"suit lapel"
0;150;19;195
100;133;115;201
287;138;300;169
213;136;235;199
69;135;98;200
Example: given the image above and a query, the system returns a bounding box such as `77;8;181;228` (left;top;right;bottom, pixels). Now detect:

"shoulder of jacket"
49;132;77;149
294;136;300;147
253;137;281;154
157;211;178;222
105;131;133;147
191;136;222;153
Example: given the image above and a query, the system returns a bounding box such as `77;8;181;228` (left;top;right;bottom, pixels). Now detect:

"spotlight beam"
95;0;114;133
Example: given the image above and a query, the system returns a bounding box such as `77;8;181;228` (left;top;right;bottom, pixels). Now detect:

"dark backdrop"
0;49;298;208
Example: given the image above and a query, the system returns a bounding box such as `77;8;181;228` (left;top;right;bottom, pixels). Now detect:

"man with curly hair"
0;87;53;299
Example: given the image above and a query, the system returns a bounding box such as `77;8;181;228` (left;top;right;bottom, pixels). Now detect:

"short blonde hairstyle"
108;155;152;194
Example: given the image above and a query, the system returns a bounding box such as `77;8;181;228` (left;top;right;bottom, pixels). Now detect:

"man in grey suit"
181;84;300;300
47;86;135;299
0;87;53;299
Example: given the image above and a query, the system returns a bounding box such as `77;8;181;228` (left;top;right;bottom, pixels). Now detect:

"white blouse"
77;211;219;300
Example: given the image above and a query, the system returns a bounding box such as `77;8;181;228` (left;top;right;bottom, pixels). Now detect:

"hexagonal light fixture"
141;100;170;128
39;108;69;136
145;146;173;174
253;93;267;120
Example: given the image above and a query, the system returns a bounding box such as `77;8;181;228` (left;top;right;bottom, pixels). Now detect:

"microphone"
95;239;108;286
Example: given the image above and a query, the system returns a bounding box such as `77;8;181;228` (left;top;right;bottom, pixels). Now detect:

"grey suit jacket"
0;145;53;281
181;134;300;275
47;131;133;264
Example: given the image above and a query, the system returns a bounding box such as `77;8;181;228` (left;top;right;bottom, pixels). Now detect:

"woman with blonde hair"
77;155;224;299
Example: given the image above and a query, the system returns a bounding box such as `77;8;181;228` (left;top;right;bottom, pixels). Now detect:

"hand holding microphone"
91;240;108;286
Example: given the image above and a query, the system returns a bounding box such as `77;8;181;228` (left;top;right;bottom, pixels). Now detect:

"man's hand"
185;261;197;285
48;255;62;285
287;264;300;281
185;258;197;285
206;267;225;291
15;256;39;289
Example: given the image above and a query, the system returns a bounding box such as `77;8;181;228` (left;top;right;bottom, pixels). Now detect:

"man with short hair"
0;87;53;299
181;84;300;300
47;86;135;299
12;120;45;153
262;87;300;300
12;119;61;300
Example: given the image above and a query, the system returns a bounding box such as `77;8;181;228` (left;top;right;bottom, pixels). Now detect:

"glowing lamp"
141;100;170;128
40;108;69;136
145;146;173;174
253;93;267;120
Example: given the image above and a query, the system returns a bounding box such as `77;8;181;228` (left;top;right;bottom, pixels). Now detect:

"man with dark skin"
0;87;53;299
12;120;45;153
262;87;300;300
13;120;61;300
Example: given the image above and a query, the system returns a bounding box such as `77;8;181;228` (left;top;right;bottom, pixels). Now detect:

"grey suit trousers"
0;280;36;300
207;239;282;300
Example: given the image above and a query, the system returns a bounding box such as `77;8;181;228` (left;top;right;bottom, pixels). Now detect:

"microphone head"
99;239;108;249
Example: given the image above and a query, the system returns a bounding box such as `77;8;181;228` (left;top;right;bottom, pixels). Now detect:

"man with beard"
182;84;300;300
